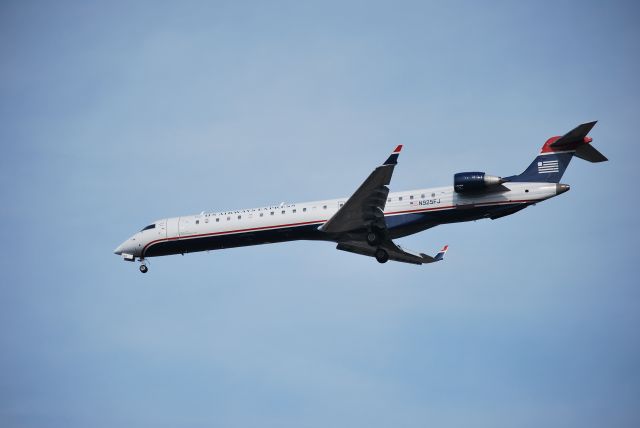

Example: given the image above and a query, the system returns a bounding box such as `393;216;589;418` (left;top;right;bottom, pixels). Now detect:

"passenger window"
323;205;327;209
227;217;230;221
271;212;274;216
303;207;307;212
260;213;264;217
195;220;199;225
216;218;219;222
410;195;414;200
281;210;285;214
238;215;241;219
421;194;425;199
205;218;209;223
399;196;403;201
431;193;435;197
293;209;297;213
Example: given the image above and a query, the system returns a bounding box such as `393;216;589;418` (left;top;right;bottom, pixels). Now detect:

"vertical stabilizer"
508;121;605;183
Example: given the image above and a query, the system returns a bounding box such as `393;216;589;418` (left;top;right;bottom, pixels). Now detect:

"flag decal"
537;160;559;174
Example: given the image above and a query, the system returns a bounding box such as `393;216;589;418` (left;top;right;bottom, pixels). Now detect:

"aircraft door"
166;217;179;239
156;219;167;239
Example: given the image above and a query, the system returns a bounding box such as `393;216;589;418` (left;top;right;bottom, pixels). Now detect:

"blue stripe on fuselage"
143;202;531;257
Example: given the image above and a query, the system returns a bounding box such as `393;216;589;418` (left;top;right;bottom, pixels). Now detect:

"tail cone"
555;183;570;195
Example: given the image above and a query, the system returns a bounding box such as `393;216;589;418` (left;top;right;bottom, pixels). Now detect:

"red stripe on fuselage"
143;219;327;256
142;199;541;256
385;199;538;215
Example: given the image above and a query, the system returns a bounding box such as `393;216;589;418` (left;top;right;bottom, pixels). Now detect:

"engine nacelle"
454;172;504;193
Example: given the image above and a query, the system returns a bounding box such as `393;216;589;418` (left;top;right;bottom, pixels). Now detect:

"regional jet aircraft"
114;122;606;272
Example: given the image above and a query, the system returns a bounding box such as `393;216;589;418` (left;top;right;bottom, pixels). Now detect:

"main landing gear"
366;227;388;263
139;259;148;273
375;248;389;264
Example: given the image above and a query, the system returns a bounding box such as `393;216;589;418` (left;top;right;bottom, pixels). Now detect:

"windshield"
141;224;156;232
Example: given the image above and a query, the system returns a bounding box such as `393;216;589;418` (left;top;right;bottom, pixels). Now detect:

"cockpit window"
141;224;155;231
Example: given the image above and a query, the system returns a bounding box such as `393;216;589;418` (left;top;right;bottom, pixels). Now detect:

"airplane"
114;121;606;273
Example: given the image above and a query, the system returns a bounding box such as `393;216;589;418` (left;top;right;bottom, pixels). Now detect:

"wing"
323;145;448;265
318;145;402;235
337;241;448;265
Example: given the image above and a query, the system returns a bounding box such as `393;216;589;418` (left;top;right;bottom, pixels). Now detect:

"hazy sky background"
1;1;639;427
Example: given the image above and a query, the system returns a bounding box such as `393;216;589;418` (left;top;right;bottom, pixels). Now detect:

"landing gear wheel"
375;248;389;264
139;264;148;273
367;231;382;246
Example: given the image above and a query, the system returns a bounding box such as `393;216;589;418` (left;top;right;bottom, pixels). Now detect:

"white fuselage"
114;182;560;260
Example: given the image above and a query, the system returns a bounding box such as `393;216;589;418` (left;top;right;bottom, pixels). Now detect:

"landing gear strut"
375;248;389;264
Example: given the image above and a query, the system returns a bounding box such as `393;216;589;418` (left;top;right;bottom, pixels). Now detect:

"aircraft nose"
555;183;570;195
114;234;140;257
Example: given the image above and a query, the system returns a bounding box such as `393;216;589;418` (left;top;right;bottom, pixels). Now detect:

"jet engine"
454;172;505;193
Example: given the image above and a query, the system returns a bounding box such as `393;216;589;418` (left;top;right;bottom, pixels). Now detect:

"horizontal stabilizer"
550;121;597;148
575;143;608;162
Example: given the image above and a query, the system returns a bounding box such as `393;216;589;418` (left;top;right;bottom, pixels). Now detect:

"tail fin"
508;121;606;183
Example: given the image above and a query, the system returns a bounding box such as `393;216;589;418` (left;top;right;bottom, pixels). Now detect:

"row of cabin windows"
194;205;328;224
388;193;436;202
196;205;337;224
194;194;437;225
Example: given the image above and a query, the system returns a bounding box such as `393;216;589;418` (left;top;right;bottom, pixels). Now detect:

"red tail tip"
393;145;403;153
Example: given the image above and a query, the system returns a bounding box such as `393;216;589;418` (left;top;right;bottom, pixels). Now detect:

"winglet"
383;145;403;165
433;245;448;262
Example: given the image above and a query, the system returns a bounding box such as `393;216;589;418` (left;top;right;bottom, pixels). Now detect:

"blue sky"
1;1;639;427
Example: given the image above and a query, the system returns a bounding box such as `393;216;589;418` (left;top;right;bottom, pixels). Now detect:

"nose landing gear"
139;259;148;273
